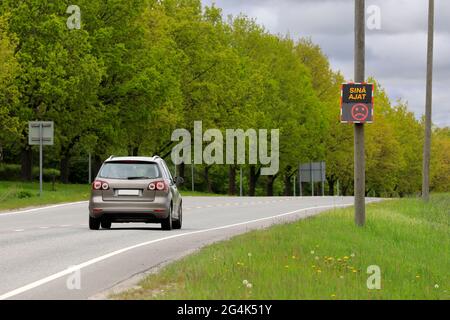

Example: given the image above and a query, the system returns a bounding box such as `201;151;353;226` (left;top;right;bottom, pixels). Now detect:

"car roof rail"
107;155;115;161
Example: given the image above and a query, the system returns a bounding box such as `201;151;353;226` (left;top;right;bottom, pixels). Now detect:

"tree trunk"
283;174;292;196
133;146;139;156
266;175;275;196
93;154;103;178
204;166;212;193
327;177;335;196
178;162;185;180
21;147;33;181
228;165;236;196
342;183;349;196
60;155;70;184
249;165;257;196
176;162;186;187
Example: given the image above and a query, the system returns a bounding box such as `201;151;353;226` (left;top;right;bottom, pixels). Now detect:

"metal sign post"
29;121;54;197
39;123;43;196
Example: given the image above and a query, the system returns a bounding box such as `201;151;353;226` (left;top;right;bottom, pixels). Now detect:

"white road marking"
14;229;24;232
0;201;88;217
39;227;49;229
0;201;378;300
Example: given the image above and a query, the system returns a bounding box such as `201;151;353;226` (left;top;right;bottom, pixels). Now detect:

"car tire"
101;219;112;229
89;216;101;230
173;203;182;230
161;205;173;230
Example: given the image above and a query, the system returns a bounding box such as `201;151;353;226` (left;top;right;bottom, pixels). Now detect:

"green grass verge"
180;190;225;197
115;194;450;300
0;181;222;211
0;181;91;211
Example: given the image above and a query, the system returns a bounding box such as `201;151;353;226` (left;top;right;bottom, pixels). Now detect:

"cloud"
203;0;450;127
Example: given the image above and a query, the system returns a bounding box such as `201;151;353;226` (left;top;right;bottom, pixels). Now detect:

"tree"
1;1;104;182
0;14;20;156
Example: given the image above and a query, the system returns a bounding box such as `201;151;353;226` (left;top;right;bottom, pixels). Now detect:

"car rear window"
98;162;161;180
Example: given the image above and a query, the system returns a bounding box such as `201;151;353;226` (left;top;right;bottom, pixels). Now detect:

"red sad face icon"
351;103;369;122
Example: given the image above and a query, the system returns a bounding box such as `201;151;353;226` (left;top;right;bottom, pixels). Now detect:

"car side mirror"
174;176;184;185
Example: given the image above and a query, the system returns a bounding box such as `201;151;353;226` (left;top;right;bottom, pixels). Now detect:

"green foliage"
0;14;20;143
0;0;449;195
0;163;60;181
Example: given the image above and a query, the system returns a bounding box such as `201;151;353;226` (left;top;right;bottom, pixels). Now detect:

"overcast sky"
202;0;450;127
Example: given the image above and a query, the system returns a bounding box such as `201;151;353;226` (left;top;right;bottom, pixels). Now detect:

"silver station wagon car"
89;156;183;230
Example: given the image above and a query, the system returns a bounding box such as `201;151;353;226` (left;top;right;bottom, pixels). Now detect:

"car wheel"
173;203;182;230
89;216;101;230
161;205;173;230
101;219;112;229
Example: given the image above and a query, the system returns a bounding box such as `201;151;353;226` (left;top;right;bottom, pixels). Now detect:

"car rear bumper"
89;195;170;221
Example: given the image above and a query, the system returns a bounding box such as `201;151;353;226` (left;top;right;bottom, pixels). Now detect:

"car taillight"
148;180;168;192
156;181;165;190
93;180;109;190
93;181;102;190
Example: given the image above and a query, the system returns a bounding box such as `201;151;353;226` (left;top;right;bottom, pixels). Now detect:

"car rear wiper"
127;176;154;180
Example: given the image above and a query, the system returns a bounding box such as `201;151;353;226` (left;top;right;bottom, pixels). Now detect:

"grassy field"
0;181;91;211
0;181;221;212
115;194;450;300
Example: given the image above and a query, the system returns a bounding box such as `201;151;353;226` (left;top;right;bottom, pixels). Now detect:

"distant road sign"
299;162;326;183
341;83;374;123
28;121;54;197
28;121;54;146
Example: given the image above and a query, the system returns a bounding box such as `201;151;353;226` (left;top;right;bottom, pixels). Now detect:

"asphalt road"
0;196;381;300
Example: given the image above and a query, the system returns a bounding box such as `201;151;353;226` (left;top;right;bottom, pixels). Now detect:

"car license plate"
117;189;140;196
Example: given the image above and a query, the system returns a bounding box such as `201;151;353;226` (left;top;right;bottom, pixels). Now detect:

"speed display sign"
340;83;374;123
